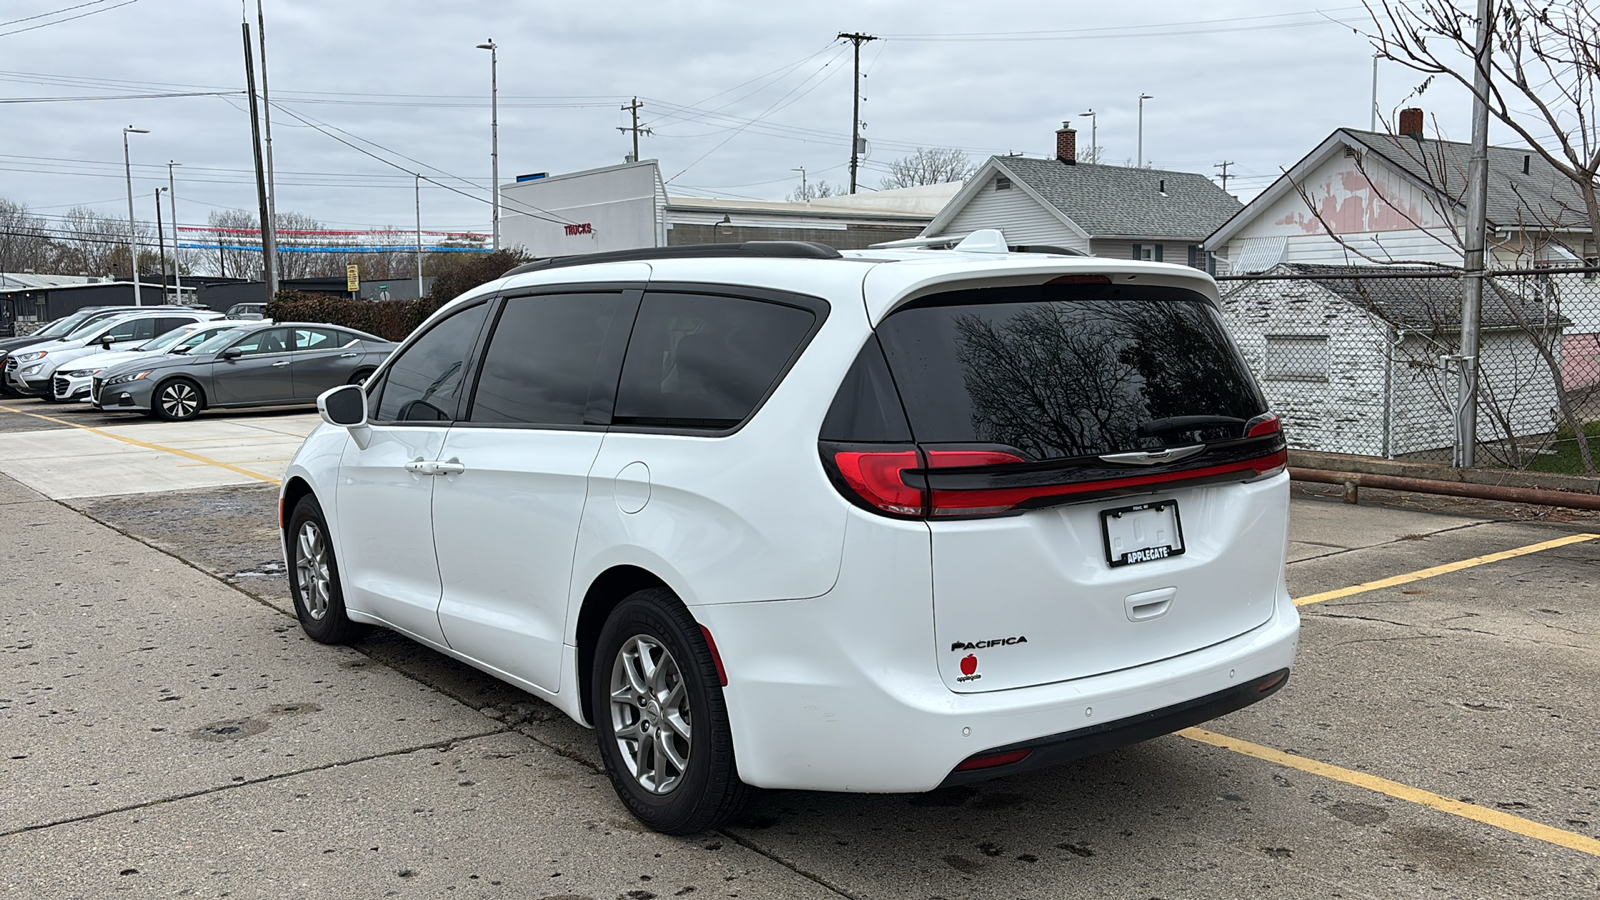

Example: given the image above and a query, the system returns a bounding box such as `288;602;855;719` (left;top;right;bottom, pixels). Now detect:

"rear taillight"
824;427;1287;519
954;748;1032;771
1245;412;1281;438
830;448;924;516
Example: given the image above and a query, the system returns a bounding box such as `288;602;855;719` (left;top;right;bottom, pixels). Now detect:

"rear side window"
469;293;622;426
371;302;490;423
614;292;815;430
875;284;1265;460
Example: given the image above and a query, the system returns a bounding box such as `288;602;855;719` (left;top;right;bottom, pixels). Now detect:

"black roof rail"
503;240;843;278
1008;244;1089;257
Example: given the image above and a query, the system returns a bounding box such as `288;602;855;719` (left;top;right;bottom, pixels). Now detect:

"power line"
878;7;1369;41
0;0;140;38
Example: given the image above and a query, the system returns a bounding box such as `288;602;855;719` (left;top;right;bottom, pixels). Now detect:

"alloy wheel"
295;520;332;621
609;635;693;794
160;382;199;419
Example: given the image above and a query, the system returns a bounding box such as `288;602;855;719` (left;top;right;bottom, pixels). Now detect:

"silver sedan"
93;322;396;421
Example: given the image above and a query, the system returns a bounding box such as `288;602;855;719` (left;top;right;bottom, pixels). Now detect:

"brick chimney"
1056;121;1077;165
1398;107;1424;140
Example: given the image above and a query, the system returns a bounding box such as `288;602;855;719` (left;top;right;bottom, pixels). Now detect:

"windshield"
140;327;202;352
874;284;1266;461
169;326;234;352
192;327;256;354
33;312;98;339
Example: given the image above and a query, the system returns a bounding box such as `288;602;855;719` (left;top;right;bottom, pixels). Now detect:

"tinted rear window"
875;284;1265;460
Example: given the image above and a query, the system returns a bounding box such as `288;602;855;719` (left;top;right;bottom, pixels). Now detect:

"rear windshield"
875;283;1265;460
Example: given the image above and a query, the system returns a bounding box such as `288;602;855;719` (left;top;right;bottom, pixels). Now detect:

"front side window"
228;328;290;356
613;291;816;430
468;293;622;427
371;302;490;423
103;317;156;343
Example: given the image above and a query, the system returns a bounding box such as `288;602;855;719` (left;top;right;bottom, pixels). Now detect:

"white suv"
282;232;1298;834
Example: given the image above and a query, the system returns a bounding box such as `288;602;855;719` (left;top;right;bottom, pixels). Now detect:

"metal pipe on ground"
1290;467;1600;512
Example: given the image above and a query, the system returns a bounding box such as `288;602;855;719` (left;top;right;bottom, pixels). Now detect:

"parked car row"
0;306;395;420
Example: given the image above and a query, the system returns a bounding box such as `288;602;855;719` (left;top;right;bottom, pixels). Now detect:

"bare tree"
787;180;837;202
1366;1;1600;249
879;147;976;190
0;199;53;275
206;209;263;280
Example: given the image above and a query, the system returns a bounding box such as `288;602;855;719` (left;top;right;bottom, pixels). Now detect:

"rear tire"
286;495;370;645
591;589;751;835
152;378;203;421
348;369;374;386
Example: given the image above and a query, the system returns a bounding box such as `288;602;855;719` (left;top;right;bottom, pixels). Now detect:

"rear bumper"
938;668;1289;787
695;512;1299;793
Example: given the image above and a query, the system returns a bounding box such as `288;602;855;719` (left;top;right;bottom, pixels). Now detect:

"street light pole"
122;126;149;306
1137;94;1153;168
1079;109;1096;164
155;188;168;299
476;40;499;252
168;162;182;304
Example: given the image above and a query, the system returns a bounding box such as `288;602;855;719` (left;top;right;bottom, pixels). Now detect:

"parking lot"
2;396;1598;899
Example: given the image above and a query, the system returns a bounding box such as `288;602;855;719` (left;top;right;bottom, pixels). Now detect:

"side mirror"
221;347;243;360
101;337;114;349
318;383;368;428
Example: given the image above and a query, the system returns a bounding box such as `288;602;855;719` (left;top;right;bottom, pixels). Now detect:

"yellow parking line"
1182;727;1600;858
1294;533;1599;606
0;405;282;486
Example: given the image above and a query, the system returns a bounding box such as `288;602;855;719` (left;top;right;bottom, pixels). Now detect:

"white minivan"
281;233;1298;834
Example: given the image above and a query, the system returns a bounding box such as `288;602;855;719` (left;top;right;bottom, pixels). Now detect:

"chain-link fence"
1217;264;1600;476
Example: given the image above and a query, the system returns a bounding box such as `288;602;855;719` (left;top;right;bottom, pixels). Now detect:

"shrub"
425;249;531;304
265;290;444;343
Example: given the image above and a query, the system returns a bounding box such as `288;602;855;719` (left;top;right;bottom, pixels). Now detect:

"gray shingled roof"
1344;129;1588;231
994;156;1243;239
1266;262;1566;330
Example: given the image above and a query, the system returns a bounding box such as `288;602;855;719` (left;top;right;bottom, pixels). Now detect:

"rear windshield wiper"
1137;415;1247;437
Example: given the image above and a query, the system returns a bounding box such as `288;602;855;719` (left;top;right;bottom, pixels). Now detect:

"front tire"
287;495;369;644
153;378;203;421
591;589;750;835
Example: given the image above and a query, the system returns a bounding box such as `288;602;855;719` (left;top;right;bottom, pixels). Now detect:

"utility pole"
256;0;279;299
838;32;877;194
618;97;652;162
121;125;149;305
1137;93;1153;168
167;162;182;304
1214;160;1234;192
792;166;807;200
1371;53;1380;131
1456;0;1493;468
242;21;275;302
415;174;424;299
155;188;168;300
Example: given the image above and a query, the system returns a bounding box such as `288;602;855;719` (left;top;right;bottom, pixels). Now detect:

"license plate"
1100;500;1185;567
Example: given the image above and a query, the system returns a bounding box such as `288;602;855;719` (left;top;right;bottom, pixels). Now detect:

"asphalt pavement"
2;397;1598;899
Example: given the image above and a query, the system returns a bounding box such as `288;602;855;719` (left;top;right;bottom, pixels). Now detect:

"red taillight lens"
831;449;924;516
954;748;1032;771
1046;274;1112;285
1245;412;1282;438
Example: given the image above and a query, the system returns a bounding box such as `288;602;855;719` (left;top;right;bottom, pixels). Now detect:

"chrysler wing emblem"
1098;444;1207;466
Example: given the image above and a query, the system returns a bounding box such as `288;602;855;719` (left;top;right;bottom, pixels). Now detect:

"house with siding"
894;123;1242;270
1205;107;1600;395
1222;263;1563;460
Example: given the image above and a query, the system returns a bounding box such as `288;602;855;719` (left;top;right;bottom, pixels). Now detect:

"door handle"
339;352;359;358
432;457;466;476
404;457;430;475
271;360;290;367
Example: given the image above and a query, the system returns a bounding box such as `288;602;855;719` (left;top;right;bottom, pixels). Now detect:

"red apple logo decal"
960;654;978;676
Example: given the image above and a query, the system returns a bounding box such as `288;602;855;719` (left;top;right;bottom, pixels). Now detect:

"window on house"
994;176;1012;191
1132;244;1163;262
1264;335;1330;381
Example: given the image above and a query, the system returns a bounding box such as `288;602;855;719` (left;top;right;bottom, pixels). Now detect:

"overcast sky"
0;0;1505;244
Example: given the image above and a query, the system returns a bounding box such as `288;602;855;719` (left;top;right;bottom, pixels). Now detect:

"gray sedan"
93;322;395;421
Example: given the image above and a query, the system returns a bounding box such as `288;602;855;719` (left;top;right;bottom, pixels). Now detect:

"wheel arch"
153;373;207;410
280;475;317;535
573;565;672;727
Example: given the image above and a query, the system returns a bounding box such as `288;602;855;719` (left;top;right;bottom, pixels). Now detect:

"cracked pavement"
3;400;1600;898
